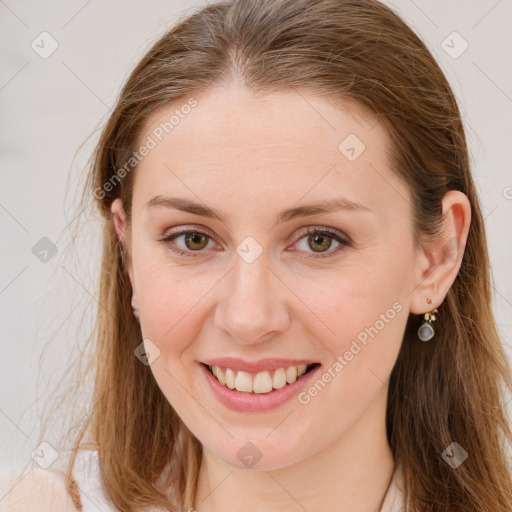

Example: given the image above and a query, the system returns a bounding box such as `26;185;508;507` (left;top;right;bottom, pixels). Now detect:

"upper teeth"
209;364;308;394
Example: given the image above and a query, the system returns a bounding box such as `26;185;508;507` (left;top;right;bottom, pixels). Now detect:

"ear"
111;198;136;297
409;190;471;315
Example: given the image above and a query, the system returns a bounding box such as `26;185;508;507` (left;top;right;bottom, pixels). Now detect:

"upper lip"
201;357;319;373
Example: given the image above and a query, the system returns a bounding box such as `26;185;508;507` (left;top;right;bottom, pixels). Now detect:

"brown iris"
308;232;332;253
184;232;209;250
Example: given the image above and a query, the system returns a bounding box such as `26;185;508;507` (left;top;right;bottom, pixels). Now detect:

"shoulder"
0;447;116;512
0;466;78;512
381;464;407;512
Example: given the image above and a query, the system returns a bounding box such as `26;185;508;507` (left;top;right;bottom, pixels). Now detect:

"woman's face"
112;84;428;470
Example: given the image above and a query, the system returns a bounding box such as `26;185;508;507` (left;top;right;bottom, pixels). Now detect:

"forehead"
131;84;411;224
137;84;381;162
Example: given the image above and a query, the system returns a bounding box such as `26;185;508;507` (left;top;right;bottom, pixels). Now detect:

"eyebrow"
144;195;372;225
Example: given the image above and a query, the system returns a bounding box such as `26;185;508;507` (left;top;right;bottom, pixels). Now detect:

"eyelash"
159;226;351;260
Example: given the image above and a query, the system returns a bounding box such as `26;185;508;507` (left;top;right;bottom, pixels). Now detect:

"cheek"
296;288;407;445
133;253;221;364
293;248;410;410
297;257;408;350
137;271;199;353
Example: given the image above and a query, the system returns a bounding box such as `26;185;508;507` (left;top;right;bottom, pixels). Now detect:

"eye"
160;226;351;259
160;229;215;257
291;227;351;259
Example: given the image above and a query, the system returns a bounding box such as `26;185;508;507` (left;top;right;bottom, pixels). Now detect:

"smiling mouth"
203;363;321;394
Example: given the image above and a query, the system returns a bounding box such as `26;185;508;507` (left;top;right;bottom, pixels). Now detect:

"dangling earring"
417;298;438;342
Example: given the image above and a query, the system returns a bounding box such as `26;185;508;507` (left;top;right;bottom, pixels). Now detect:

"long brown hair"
34;0;511;510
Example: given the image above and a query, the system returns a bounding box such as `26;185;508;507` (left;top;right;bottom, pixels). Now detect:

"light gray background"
1;0;511;478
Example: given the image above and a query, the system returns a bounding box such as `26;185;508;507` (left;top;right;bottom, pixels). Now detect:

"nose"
213;254;290;345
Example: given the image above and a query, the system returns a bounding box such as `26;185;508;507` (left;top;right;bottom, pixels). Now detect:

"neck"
194;386;395;512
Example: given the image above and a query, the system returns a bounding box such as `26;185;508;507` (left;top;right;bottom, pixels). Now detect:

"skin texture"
111;84;471;512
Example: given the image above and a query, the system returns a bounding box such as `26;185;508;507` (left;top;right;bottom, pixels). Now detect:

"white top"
0;448;406;511
69;449;117;511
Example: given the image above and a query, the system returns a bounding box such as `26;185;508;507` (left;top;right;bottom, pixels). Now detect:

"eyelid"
162;224;216;239
293;225;351;245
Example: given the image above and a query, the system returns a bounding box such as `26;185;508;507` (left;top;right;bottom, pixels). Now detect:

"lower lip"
198;363;321;412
